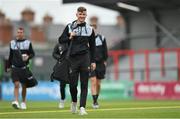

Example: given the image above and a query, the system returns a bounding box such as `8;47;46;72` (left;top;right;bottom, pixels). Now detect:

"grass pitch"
0;100;180;118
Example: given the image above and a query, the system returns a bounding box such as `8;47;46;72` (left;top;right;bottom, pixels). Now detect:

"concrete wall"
128;10;157;50
127;9;180;50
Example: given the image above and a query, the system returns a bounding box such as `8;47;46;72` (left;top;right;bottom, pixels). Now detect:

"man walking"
58;6;96;115
89;23;108;109
8;27;35;109
52;42;68;109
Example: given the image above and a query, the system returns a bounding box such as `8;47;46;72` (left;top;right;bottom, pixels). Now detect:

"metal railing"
108;48;180;81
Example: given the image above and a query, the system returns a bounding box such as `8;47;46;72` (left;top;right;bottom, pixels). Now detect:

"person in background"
89;18;108;109
8;27;35;109
52;42;68;109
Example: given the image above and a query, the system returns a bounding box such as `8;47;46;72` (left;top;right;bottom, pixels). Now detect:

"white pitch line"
95;105;180;111
0;106;180;115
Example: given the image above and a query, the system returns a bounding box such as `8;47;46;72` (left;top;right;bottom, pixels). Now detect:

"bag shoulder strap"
97;34;103;43
15;40;27;66
65;21;78;59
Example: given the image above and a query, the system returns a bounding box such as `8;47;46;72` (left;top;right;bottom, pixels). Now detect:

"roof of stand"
62;0;180;12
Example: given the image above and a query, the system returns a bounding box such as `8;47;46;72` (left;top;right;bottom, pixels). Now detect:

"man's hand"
69;32;76;40
91;63;96;71
104;61;107;66
22;54;29;61
6;68;11;72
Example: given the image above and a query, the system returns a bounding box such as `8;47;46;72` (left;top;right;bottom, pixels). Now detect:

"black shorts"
89;62;106;80
11;67;27;83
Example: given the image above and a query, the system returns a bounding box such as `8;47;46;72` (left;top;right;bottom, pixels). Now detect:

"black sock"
92;95;97;104
96;94;99;100
95;94;99;104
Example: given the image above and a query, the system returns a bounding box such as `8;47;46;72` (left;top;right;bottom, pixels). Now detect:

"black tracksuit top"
8;39;35;67
58;21;95;63
52;43;67;61
94;34;108;62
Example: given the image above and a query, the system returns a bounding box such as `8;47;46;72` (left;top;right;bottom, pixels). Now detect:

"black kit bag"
15;41;38;88
15;67;38;88
50;42;72;84
25;69;38;88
